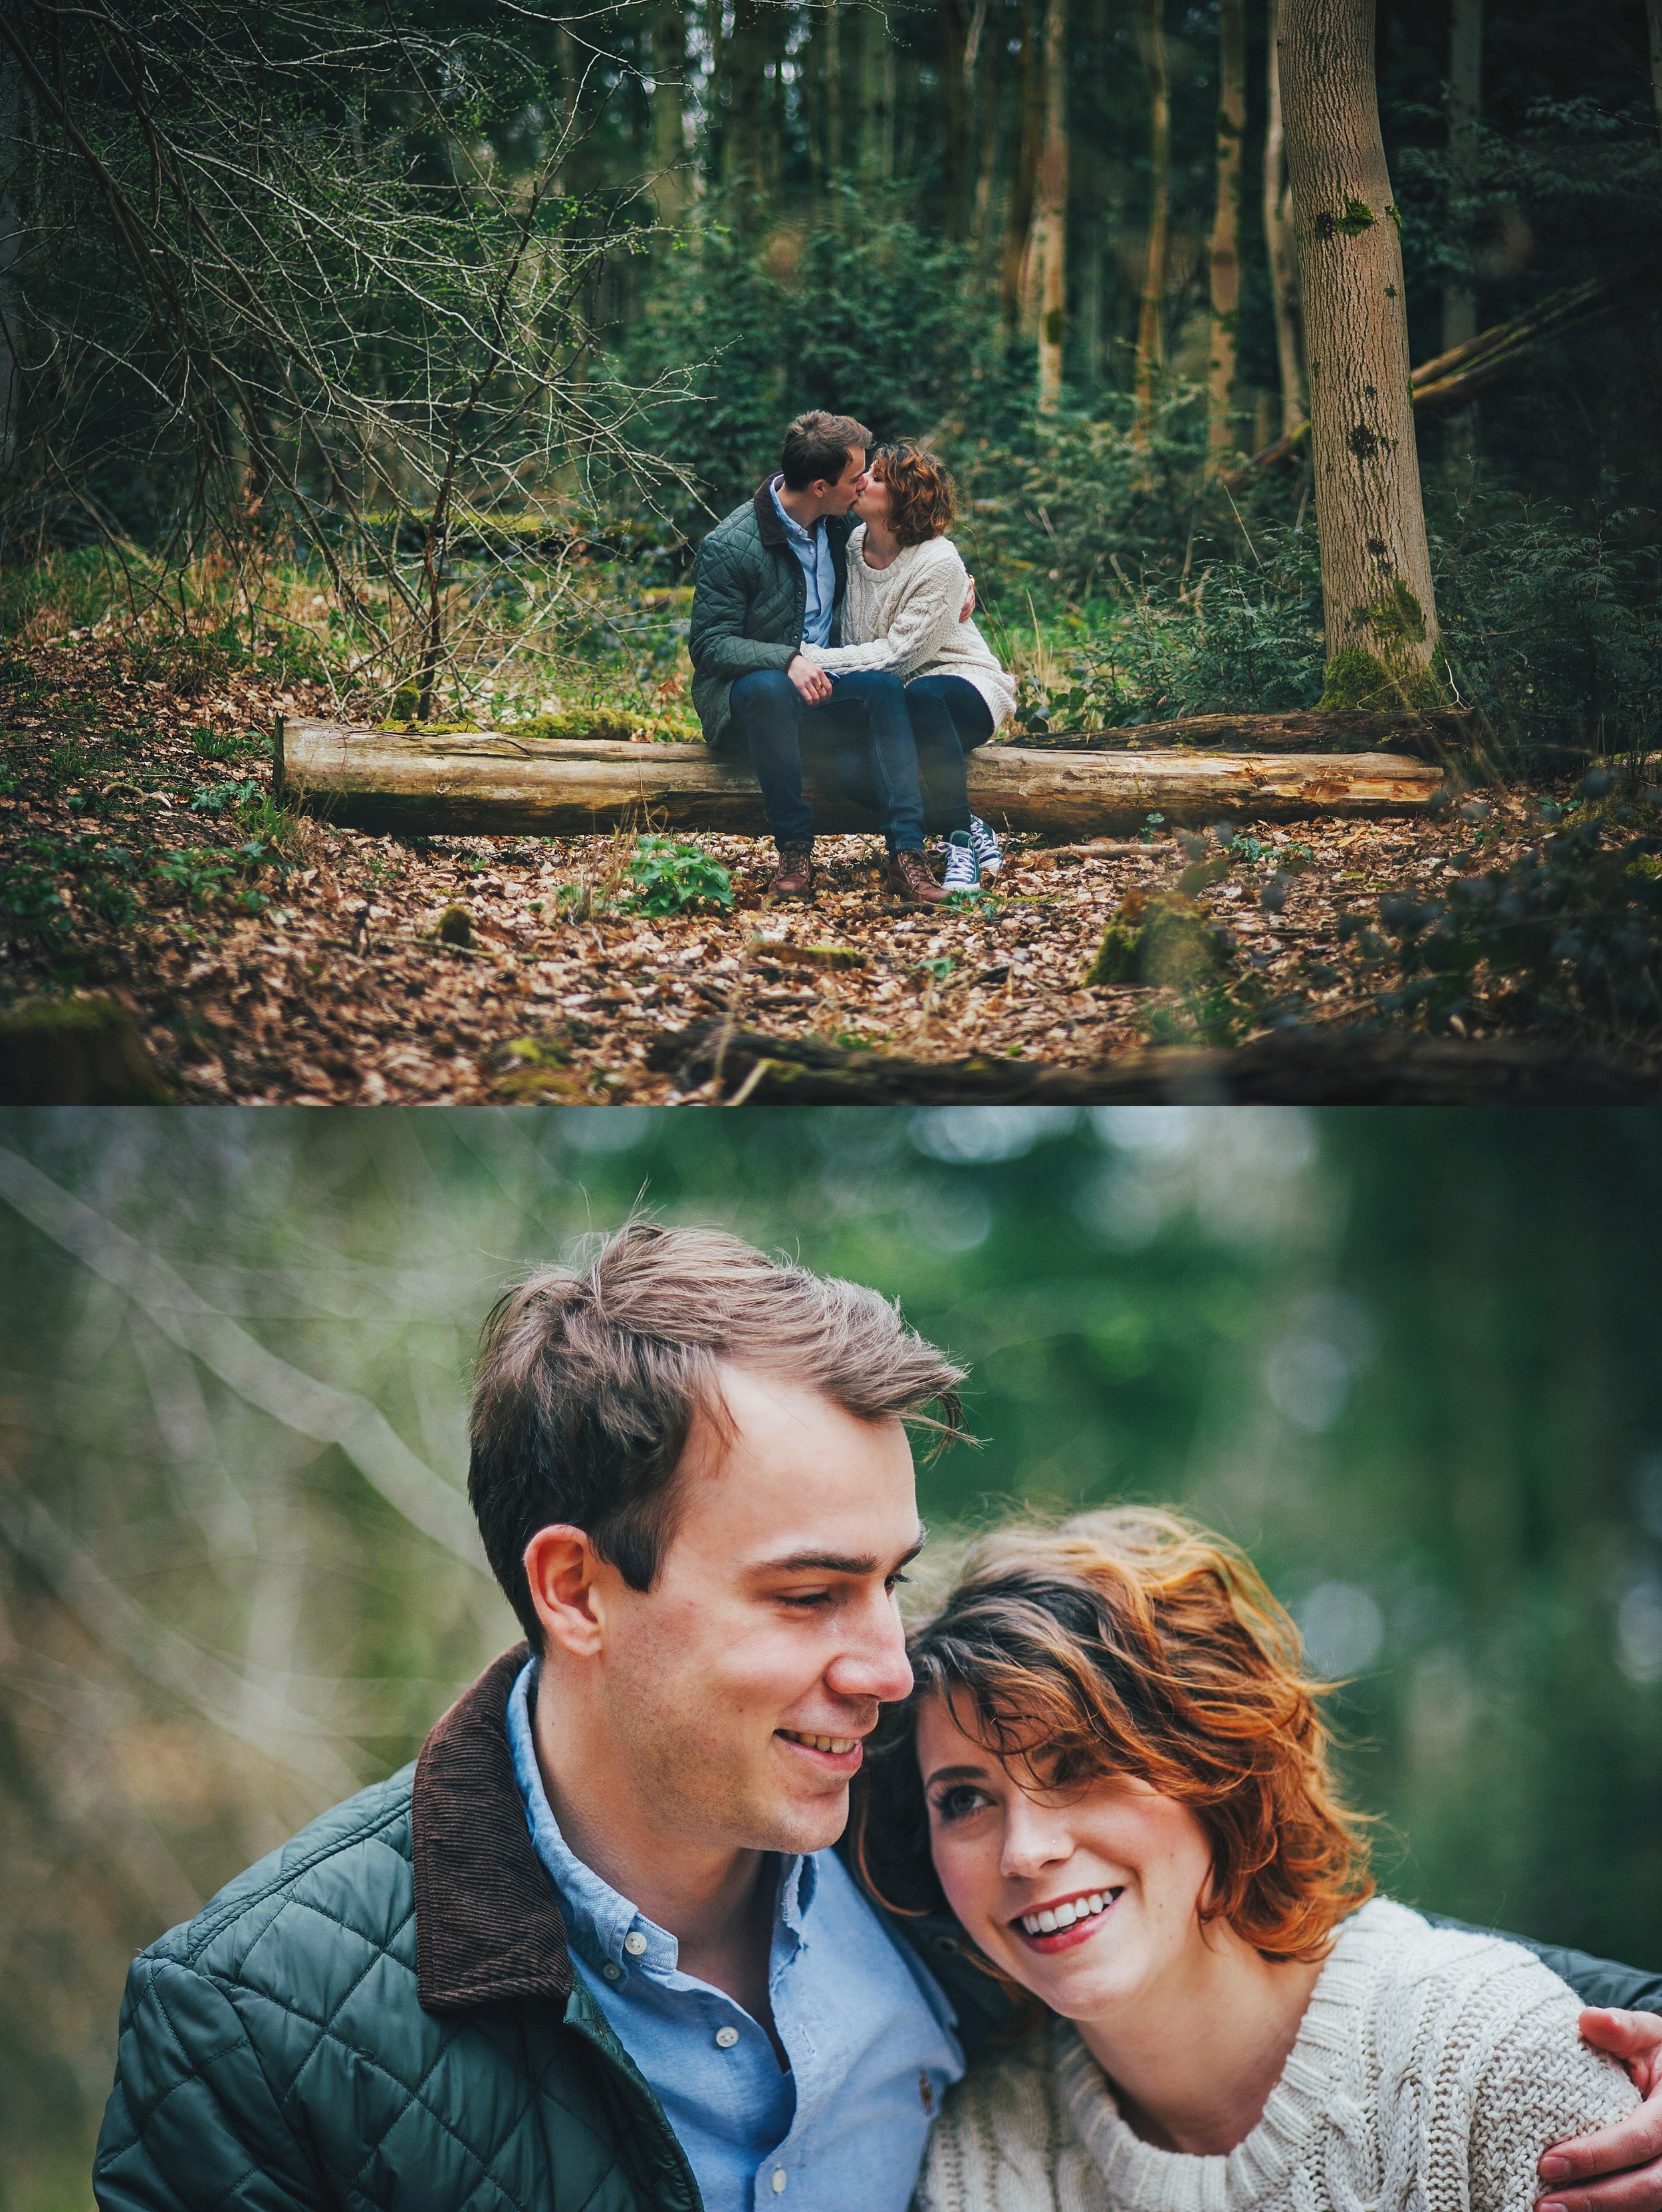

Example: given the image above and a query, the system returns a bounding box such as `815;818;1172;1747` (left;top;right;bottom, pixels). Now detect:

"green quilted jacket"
688;485;852;751
94;1645;1662;2212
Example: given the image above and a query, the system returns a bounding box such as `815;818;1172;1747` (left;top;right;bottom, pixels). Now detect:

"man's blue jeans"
729;667;927;853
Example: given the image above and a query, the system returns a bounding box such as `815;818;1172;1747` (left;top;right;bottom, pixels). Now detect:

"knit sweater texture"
802;526;1018;729
916;1898;1637;2212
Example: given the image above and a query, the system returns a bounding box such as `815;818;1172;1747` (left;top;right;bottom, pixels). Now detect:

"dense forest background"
3;0;1661;747
2;1106;1661;2208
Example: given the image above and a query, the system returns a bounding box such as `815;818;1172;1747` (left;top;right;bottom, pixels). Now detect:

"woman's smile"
1012;1884;1126;1953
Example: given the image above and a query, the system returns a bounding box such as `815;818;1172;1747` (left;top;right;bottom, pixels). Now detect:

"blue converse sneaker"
942;830;980;894
969;814;1003;876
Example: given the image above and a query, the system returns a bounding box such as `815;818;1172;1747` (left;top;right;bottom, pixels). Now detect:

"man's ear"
523;1525;608;1659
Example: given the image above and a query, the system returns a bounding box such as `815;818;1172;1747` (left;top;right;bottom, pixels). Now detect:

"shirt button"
601;1962;623;1982
624;1932;648;1956
715;2026;739;2049
771;2170;787;2195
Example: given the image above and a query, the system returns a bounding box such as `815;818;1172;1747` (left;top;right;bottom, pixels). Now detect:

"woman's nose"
1000;1804;1072;1878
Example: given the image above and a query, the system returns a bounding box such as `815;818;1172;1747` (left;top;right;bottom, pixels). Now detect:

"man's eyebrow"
754;1530;927;1577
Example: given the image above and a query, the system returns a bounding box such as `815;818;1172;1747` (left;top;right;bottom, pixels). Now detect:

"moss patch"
1318;199;1376;240
1318;649;1451;711
1320;583;1450;709
1084;890;1229;989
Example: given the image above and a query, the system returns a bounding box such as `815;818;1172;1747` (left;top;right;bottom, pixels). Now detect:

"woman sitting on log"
797;443;1017;894
855;1508;1639;2212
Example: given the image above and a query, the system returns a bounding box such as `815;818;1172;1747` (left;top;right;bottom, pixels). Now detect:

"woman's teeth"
780;1729;857;1754
1020;1889;1121;1936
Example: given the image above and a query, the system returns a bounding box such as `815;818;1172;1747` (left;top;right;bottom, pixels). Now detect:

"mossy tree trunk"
1035;0;1068;414
1130;0;1170;447
1262;0;1307;437
1279;0;1446;707
1206;0;1246;470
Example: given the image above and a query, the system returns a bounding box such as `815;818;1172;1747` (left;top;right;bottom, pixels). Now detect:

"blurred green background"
3;1107;1661;2209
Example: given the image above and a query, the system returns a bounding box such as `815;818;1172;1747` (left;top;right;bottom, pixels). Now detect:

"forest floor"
1;634;1655;1102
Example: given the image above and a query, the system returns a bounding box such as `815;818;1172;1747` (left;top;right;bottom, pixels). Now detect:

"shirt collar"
507;1658;815;1980
769;473;820;545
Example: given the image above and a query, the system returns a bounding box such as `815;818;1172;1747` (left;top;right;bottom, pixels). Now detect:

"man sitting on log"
689;410;951;906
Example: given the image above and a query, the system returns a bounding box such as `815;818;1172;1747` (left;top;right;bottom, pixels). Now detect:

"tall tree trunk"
1649;0;1662;141
1205;0;1246;470
650;0;691;223
1441;0;1482;465
970;0;1004;264
1000;0;1046;328
941;0;973;237
1442;0;1482;356
825;0;844;177
1034;0;1068;412
722;0;771;192
1280;0;1446;706
1130;0;1170;446
1263;0;1308;435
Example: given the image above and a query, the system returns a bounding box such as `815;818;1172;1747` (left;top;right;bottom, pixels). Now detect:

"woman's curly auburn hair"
852;1508;1373;1969
872;442;956;547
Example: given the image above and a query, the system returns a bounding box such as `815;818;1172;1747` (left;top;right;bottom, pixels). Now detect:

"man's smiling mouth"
777;1728;861;1757
1014;1886;1125;1943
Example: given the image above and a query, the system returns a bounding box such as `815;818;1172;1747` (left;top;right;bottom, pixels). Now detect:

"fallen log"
646;1020;1660;1106
279;720;1447;839
1066;708;1475;757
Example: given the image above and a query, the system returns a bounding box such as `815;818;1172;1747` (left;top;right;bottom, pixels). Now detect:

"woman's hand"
959;576;976;622
1537;2011;1662;2212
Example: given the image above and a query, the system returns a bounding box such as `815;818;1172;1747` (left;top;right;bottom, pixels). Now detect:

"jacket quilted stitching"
689;486;852;751
93;1645;1660;2212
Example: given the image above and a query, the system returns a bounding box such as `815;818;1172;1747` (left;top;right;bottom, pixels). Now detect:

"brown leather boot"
884;848;948;905
767;841;816;902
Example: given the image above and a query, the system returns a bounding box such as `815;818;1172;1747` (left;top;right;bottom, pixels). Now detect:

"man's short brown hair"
871;443;956;547
780;410;873;491
468;1222;966;1645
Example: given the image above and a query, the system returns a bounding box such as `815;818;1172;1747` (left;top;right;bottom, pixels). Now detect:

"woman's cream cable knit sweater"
916;1899;1637;2212
800;525;1018;730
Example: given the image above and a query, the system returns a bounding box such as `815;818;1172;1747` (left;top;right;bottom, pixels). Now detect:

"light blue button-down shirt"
769;473;836;648
507;1659;963;2212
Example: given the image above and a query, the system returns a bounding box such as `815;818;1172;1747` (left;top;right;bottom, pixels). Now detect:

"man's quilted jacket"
94;1646;1662;2212
687;485;852;751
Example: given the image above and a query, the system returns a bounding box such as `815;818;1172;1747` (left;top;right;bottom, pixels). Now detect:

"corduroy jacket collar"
409;1642;1016;2057
412;1641;575;2014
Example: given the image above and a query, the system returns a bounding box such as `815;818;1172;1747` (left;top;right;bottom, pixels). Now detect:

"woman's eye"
930;1786;990;1824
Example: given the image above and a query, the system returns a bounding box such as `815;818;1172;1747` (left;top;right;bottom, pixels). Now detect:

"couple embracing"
98;1227;1662;2212
689;412;1017;904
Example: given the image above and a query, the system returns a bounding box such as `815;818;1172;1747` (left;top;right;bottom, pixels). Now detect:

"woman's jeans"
834;674;995;837
729;667;928;853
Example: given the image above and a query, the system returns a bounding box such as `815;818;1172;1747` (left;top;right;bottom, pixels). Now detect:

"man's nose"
825;1588;913;1705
